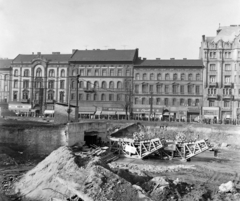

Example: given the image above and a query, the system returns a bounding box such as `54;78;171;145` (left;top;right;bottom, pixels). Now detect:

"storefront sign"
9;104;31;110
133;108;162;113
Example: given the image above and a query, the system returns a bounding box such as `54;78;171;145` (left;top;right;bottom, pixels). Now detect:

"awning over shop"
116;111;129;115
101;111;116;115
95;111;101;115
78;107;96;114
44;110;54;114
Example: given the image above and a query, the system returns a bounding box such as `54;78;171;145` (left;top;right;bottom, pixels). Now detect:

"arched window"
93;94;98;101
94;81;99;88
150;73;154;80
79;81;84;88
195;99;199;106
23;69;29;77
196;73;200;81
136;73;140;80
173;73;177;80
181;73;185;80
14;69;18;76
188;99;192;106
49;69;55;77
188;74;193;81
47;90;54;100
165;73;170;80
4;74;8;81
117;81;122;89
22;90;29;100
142;97;146;105
102;81;107;88
60;69;65;77
109;81;114;89
87;81;91;89
172;98;176;106
101;94;106;101
157;73;161;80
36;68;42;77
143;73;147;80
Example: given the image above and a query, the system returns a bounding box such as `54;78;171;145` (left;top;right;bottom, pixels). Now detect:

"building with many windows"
199;25;240;120
9;52;71;116
133;59;203;121
0;59;11;104
68;49;138;119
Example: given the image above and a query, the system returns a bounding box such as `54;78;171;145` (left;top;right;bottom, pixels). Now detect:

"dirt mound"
14;146;151;201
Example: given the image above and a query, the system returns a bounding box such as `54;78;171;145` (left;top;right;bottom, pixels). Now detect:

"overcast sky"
0;0;239;60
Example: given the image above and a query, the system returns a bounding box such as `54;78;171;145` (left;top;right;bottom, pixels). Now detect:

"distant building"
133;59;204;121
9;52;71;116
200;25;240;120
0;59;11;103
69;49;139;119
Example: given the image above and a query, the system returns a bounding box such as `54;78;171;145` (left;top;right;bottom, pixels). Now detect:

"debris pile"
13;146;149;201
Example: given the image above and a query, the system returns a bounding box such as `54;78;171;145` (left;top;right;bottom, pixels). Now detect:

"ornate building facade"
199;25;240;120
133;59;203;121
9;52;71;115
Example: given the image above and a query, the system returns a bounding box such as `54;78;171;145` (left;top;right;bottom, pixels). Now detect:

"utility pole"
75;75;80;122
67;77;71;122
150;91;153;121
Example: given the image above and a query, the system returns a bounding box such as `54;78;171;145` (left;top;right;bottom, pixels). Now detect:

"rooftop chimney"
202;35;205;42
170;58;175;60
156;58;161;60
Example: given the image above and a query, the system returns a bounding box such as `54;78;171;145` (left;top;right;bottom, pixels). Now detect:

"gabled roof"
70;49;138;62
12;54;72;63
0;59;12;69
134;59;203;67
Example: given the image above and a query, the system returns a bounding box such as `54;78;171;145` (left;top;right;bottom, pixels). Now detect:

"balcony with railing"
209;82;218;87
224;82;233;87
222;94;233;100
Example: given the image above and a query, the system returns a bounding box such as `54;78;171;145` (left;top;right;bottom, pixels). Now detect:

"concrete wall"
0;121;107;156
54;103;76;124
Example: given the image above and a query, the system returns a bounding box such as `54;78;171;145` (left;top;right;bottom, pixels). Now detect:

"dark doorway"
84;131;98;147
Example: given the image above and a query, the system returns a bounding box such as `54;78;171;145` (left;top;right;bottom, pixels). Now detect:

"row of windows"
13;80;66;89
208;88;232;95
71;93;126;101
13;90;57;101
71;80;126;89
13;69;66;77
135;84;200;94
134;98;200;106
71;68;130;77
205;51;232;59
209;75;233;83
209;100;233;107
209;64;240;71
135;73;201;81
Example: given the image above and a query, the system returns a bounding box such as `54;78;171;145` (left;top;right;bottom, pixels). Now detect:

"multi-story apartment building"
133;59;203;121
68;49;138;118
0;59;11;103
200;25;240;120
9;52;71;116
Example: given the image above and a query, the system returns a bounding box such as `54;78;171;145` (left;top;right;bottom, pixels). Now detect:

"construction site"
0;120;240;201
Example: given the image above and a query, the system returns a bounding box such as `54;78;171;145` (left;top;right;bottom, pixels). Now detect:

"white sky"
0;0;239;60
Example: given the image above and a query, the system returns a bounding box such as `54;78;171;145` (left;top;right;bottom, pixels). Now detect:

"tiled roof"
12;54;72;63
70;49;138;62
213;26;240;43
0;59;12;69
134;59;203;67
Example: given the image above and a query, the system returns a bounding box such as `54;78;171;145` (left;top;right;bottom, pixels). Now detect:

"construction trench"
0;122;240;201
